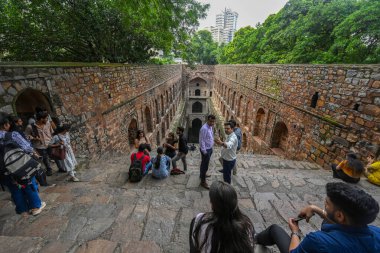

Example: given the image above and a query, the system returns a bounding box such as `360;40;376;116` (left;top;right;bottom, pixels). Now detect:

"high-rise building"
210;8;238;44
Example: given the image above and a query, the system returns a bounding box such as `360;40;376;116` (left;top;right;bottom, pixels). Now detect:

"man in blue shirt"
255;182;380;253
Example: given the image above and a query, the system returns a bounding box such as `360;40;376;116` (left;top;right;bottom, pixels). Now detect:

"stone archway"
144;106;153;133
156;131;160;146
15;88;53;123
128;119;138;145
189;118;202;143
254;108;265;137
242;133;248;149
271;122;289;150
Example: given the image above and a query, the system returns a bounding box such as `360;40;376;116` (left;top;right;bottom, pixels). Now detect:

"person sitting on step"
190;181;255;253
151;147;171;179
331;152;364;183
254;182;380;253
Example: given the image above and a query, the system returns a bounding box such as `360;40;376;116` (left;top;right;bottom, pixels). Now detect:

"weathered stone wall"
0;64;183;158
213;64;380;168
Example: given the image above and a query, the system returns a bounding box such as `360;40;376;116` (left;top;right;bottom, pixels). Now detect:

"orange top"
337;160;361;178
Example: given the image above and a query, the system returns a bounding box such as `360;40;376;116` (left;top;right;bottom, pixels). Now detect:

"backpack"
129;153;145;182
234;128;242;151
0;132;41;185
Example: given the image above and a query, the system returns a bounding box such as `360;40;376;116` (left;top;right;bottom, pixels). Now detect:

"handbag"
50;136;66;160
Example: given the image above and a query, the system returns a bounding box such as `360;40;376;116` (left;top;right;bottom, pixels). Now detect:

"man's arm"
199;127;207;154
288;218;301;252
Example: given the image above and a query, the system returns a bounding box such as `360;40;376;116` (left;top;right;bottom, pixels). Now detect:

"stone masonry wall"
213;64;380;168
0;64;182;159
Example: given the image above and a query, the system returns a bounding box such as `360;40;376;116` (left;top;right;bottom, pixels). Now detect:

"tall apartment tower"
211;8;238;44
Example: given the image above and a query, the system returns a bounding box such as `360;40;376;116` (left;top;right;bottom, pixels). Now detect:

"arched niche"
128;119;138;145
192;101;203;113
271;122;289;150
15;88;53;123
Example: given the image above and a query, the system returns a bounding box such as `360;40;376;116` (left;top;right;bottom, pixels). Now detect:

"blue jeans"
200;148;213;181
222;159;236;184
5;177;42;214
143;161;153;176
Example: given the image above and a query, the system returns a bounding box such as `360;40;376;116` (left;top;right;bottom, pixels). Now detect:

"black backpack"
129;153;145;182
0;132;41;185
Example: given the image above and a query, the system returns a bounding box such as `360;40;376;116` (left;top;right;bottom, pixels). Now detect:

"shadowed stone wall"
213;64;380;168
0;64;182;158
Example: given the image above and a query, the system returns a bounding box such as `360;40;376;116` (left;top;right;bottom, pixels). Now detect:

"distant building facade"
207;8;238;44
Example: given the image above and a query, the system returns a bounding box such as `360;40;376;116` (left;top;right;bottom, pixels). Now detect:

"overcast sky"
197;0;288;29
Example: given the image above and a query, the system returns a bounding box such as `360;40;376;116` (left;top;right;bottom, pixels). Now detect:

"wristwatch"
290;231;302;239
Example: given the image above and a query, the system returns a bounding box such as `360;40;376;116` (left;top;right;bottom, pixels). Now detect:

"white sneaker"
32;202;46;216
71;176;80;182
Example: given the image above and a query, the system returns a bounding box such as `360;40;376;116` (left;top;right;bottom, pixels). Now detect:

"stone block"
75;240;118;253
0;236;44;253
40;241;74;253
122;241;162;253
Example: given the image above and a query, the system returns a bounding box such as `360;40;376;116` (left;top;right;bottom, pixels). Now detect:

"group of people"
190;180;380;253
130;126;189;180
198;114;242;189
0;107;79;216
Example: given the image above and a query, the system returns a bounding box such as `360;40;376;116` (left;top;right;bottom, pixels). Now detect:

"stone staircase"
0;148;379;253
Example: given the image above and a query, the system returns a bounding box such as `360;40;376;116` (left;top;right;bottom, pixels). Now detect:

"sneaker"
205;173;211;178
71;176;80;182
32;202;46;216
218;169;223;173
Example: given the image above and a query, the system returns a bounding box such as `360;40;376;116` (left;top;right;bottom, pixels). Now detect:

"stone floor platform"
0;148;379;253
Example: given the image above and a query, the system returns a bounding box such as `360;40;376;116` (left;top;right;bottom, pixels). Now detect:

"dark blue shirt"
291;223;380;253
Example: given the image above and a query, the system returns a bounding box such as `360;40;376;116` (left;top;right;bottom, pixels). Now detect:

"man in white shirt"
215;122;238;184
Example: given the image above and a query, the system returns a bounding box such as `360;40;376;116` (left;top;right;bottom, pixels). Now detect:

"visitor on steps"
215;122;238;184
0;113;46;216
229;119;242;175
190;181;255;253
254;182;380;253
49;124;80;182
163;132;178;159
134;130;151;152
25;110;65;176
130;144;152;176
364;150;380;186
172;126;188;172
331;152;364;183
199;115;216;190
151;147;171;179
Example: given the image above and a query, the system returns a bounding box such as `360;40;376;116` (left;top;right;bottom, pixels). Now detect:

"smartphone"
293;217;306;222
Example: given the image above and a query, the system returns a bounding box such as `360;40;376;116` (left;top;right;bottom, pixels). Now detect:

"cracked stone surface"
0;147;379;253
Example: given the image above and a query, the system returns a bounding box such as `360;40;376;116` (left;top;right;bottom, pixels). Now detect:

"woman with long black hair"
190;181;255;253
151;146;171;179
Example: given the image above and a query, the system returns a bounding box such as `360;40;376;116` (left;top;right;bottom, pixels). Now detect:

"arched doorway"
195;89;201;96
15;89;53;124
156;131;160;146
192;102;203;113
242;133;248;150
189;118;202;143
271;122;288;150
254;108;265;137
128;119;138;145
155;99;159;123
144;106;153;133
161;122;165;141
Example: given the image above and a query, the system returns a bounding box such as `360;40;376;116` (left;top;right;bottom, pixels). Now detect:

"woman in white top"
190;181;255;253
49;125;79;182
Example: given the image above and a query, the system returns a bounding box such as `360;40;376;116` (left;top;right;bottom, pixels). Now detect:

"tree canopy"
0;0;209;63
218;0;380;64
182;30;218;65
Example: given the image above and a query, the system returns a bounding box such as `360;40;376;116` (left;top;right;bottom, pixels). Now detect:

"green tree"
0;0;209;63
182;30;218;65
218;0;380;64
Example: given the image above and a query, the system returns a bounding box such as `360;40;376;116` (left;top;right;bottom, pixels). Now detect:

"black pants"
331;164;360;183
36;148;64;172
200;148;212;181
256;224;290;253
